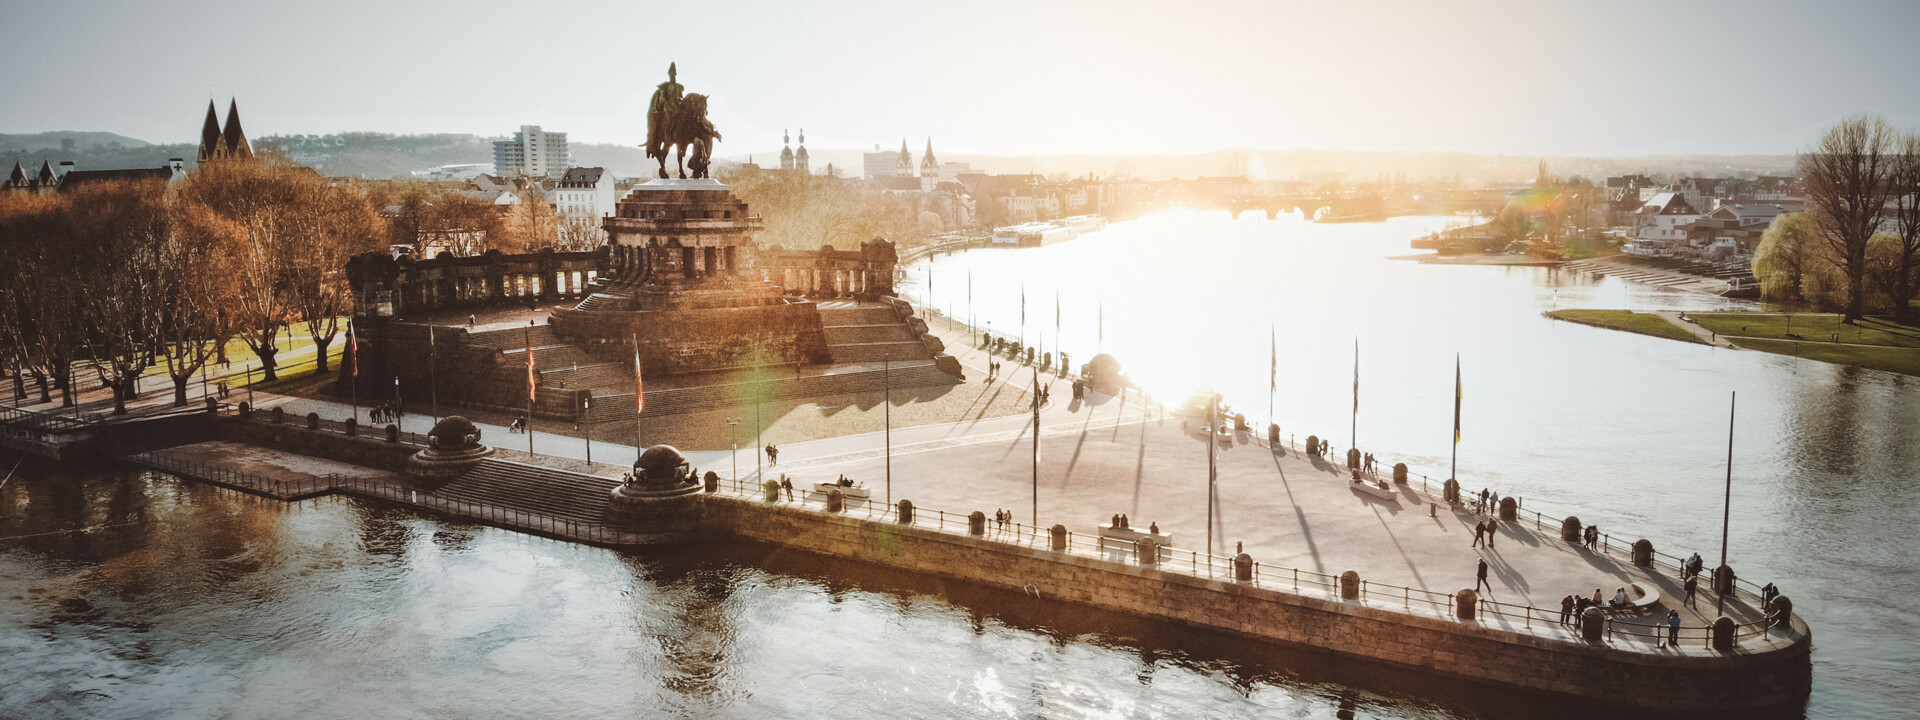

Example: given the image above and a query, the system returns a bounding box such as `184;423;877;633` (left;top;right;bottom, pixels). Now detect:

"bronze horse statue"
649;92;721;179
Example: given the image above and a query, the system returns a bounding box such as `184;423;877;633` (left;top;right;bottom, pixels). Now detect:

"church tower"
794;128;809;174
920;138;939;179
779;129;794;171
197;98;255;162
896;137;914;177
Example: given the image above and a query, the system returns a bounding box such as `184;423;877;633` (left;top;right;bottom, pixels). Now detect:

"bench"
812;482;871;499
1097;524;1173;549
1351;477;1399;501
1594;582;1662;615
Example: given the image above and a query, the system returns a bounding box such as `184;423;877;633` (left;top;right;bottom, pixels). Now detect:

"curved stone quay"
90;403;1810;712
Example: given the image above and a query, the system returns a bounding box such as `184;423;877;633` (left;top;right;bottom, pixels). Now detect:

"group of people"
986;360;1002;381
1474;488;1504;515
1106;513;1159;534
1581;523;1602;549
1359;452;1379;475
508;416;527;433
992;508;1014;529
1470;518;1499;549
765;444;779;465
368;401;404;425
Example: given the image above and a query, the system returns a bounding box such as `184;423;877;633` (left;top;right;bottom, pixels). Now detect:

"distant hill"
0;131;153;154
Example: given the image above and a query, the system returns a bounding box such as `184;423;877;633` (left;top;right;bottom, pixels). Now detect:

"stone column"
1712;564;1736;595
1632;539;1654;567
1771;596;1793;628
1136;536;1159;565
1234;553;1253;582
1455;589;1477;620
1711;616;1736;651
897;499;914;524
1561;516;1583;542
968;511;985;535
1340;570;1360;600
1580;607;1605;642
1498;497;1517;521
762;479;780;502
1050;524;1067;551
1393;462;1408;484
826;489;843;512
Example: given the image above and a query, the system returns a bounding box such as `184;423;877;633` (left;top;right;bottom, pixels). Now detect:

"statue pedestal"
606;481;705;541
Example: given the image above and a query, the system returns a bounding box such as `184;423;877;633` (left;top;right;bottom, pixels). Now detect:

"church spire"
794;127;809;173
198;99;223;161
223;99;254;159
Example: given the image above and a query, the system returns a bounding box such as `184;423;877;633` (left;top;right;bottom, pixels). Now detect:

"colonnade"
611;243;741;282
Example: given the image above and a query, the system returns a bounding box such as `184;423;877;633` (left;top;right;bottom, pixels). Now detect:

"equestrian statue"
647;62;722;179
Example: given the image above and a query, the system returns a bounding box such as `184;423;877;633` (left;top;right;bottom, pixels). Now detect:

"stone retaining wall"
702;496;1811;711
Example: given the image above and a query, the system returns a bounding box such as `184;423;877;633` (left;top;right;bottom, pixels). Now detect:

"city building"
778;128;811;173
555;166;617;245
492;125;571;178
1628;192;1702;253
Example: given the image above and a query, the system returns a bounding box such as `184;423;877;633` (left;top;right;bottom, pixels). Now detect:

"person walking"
1474;558;1492;593
766;444;779;465
1683;574;1699;608
1587;525;1600;550
1471;520;1486;548
1560;594;1576;625
1478;488;1489;513
1484;520;1496;549
1665;609;1682;648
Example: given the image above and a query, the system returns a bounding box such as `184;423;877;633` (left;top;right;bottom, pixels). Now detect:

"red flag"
633;344;645;414
525;335;536;401
349;324;358;377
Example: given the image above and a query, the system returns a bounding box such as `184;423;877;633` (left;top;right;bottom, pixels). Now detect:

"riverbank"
1391;252;1562;266
1545;310;1710;345
1545;309;1920;377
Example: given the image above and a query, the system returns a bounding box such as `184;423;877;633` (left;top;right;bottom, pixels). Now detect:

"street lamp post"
883;357;892;507
583;395;592;466
727;416;742;488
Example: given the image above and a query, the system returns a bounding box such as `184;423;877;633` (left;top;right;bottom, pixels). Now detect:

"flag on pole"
349;323;358;377
1454;354;1463;445
634;338;645;414
1020;284;1026;327
1270;324;1277;393
526;334;537;402
1352;338;1359;416
1097;301;1103;345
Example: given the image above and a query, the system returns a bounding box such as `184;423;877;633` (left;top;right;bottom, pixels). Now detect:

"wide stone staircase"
432;458;615;523
819;305;933;364
575;363;958;424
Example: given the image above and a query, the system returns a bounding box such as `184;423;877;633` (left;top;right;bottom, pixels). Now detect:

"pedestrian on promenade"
1591;588;1603;606
1665;610;1682;648
1762;582;1779;611
1683;574;1699;608
1478;488;1489;513
1586;525;1600;550
1148;521;1159;534
468;314;476;327
1236;541;1244;555
1120;514;1130;530
767;444;779;465
1560;594;1576;625
1485;521;1495;549
1490;490;1500;511
1471;520;1485;548
1475;558;1491;593
1111;513;1121;529
781;475;793;501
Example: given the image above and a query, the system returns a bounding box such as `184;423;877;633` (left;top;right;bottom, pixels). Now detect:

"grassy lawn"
1690;313;1920;349
1545;310;1706;345
1730;337;1920;378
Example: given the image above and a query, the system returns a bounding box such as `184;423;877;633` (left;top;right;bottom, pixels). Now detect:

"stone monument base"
606;483;706;542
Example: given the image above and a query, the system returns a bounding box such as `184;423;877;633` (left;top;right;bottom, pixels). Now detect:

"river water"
1;211;1911;718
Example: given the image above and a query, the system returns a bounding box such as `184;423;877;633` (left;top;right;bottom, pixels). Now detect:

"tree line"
0;158;382;413
1756;115;1920;321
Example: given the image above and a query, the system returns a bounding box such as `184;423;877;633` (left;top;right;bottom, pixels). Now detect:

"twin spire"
198;98;254;162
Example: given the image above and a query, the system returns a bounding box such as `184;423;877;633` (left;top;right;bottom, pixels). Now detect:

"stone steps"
818;307;901;326
578;362;955;424
541;362;632;390
434;458;614;522
824;324;916;345
826;341;929;364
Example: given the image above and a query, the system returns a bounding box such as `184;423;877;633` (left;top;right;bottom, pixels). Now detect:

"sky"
3;0;1919;158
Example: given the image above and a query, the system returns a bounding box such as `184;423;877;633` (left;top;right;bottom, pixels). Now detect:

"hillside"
0;131;152;153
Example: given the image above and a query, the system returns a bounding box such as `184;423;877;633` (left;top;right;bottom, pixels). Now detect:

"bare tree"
66;179;174;414
1799;115;1897;323
160;201;245;405
287;181;385;373
1886;131;1920;320
0;192;76;404
178;159;310;382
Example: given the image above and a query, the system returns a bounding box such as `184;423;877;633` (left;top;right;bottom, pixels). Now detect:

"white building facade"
492;125;572;178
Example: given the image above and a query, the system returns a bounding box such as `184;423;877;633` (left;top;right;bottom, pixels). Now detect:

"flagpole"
633;333;643;459
1719;391;1735;613
349;320;358;424
645;334;652;458
525;322;534;457
428;325;440;424
1350;338;1358;451
1031;371;1040;526
1207;391;1217;559
884;355;892;507
1268;323;1276;432
1452;354;1461;483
